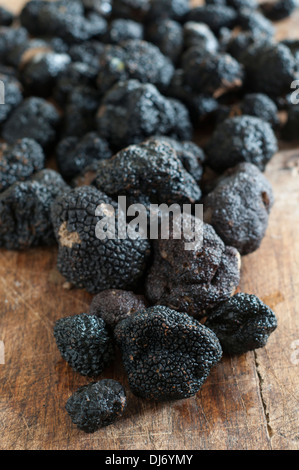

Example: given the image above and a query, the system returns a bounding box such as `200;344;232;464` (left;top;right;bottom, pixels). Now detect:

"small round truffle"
90;290;147;329
146;19;183;63
56;132;112;180
0;139;45;193
186;5;237;33
206;116;278;172
114;306;222;401
96;79;192;149
205;293;278;354
203;163;274;255
0;6;14;26
54;313;114;376
260;0;298;21
0;169;68;250
182;48;244;98
66;380;127;433
2;97;60;149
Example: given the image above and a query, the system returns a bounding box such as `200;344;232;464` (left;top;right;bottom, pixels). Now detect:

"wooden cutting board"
0;0;299;450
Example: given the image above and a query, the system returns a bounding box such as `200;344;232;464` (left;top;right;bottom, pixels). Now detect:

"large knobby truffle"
51;185;151;293
114;306;223;401
146;215;241;318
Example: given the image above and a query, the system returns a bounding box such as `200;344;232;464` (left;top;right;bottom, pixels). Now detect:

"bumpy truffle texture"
206;116;278;173
2;97;60;149
56;132;112;180
0;27;28;63
112;0;151;21
54;313;114;376
240;43;297;96
216;93;279;128
51;185;151;293
66;380;127;433
227;32;271;62
146;215;241;318
97;40;174;94
0;169;68;250
148;0;190;21
0;74;23;125
146;136;205;184
107;19;144;43
183;22;219;54
205;294;278;355
203;163;274;255
283;105;299;140
182;48;244;98
114;306;222;401
95;140;201;207
96;80;192;149
261;0;298;21
167;70;219;123
90;290;147;329
20;51;71;97
0;139;45;193
0;6;14;26
69;41;105;70
20;0;108;43
186;5;237;33
145;19;183;63
7;38;52;68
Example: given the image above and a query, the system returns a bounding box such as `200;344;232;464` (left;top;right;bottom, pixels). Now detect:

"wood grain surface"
0;0;299;451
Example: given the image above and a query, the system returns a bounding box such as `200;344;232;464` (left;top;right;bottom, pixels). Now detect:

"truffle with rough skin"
205;293;278;354
97;40;174;94
240;43;297;96
96;79;192;149
145;19;183;63
112;0;151;21
2;97;60;149
90;289;147;329
206;116;278;172
203;163;274;255
0;139;45;193
95;139;201;207
182;48;244;98
0;26;28;63
114;306;223;401
51;185;151;293
183;22;219;54
0;169;68;250
66;380;127;433
186;5;237;33
146;215;241;318
62;86;101;138
107;18;143;43
54;313;114;376
148;0;190;21
56;132;112;180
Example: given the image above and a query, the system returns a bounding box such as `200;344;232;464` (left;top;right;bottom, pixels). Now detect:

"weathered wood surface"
0;0;299;451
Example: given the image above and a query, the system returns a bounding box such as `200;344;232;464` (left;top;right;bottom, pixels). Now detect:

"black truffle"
54;313;114;376
205;293;278;354
206;116;278;172
114;306;222;401
51;185;151;293
203;163;274;255
66;380;127;433
0;169;68;250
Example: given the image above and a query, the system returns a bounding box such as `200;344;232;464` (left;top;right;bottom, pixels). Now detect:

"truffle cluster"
0;0;294;432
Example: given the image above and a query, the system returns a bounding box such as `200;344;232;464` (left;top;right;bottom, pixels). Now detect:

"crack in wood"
254;351;274;446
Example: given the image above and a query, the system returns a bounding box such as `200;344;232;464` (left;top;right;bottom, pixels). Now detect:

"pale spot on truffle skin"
58;221;81;248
